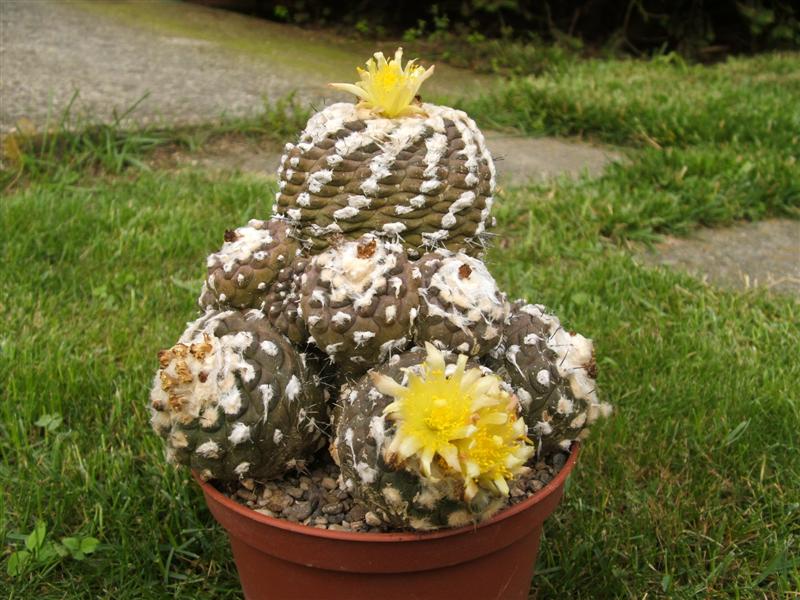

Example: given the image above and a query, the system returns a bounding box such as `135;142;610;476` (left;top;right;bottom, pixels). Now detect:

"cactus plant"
489;302;612;455
414;249;509;357
272;49;496;258
300;234;419;376
148;48;611;535
150;310;328;481
331;344;533;529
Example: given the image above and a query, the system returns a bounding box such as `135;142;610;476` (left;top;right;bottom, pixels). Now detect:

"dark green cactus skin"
262;253;310;346
414;251;508;358
490;302;598;456
299;238;419;377
150;310;328;481
273;103;495;258
332;349;505;530
198;219;301;312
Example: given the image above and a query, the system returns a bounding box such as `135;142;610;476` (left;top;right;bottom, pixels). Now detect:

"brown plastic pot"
195;444;579;600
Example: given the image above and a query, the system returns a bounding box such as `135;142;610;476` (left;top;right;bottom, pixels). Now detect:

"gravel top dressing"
219;451;568;533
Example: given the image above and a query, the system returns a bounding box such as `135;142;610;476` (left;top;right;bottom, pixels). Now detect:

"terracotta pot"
195;444;579;600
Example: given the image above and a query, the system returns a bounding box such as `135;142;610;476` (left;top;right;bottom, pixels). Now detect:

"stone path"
638;219;800;296
0;0;488;130
0;0;618;184
6;1;792;296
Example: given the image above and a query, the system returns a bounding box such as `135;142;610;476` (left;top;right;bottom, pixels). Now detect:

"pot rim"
194;442;579;543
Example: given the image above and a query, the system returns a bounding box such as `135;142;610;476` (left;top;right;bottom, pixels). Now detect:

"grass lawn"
2;52;799;598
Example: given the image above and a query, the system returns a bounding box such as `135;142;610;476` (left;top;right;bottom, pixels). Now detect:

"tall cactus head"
274;48;495;258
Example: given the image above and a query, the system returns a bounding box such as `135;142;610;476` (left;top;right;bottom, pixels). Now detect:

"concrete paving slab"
485;133;620;184
637;219;800;296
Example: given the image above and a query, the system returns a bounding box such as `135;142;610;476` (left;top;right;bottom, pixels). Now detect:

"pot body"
196;445;579;600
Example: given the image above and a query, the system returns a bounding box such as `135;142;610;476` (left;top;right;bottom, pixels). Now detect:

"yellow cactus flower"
457;406;534;500
374;343;534;499
330;47;434;118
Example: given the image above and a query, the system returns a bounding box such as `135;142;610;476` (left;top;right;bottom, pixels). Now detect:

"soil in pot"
216;449;570;532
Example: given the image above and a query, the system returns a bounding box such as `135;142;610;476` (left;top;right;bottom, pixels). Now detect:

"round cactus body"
198;218;301;312
273;102;496;258
414;250;509;357
299;235;419;376
261;251;310;346
492;302;611;455
332;345;533;530
150;310;328;481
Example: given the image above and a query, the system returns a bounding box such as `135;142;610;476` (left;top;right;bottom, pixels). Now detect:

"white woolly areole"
150;313;257;429
529;304;612;425
423;253;506;330
228;422;251;445
334;206;360;220
260;340;279;356
285;376;301;401
547;323;596;402
536;369;551;386
348;195;372;209
313;236;400;310
355;462;378;484
195;440;220;458
331;311;352;326
353;331;376;346
368;415;386;455
206;223;274;273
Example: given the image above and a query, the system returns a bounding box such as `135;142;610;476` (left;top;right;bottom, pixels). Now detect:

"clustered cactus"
150;48;611;530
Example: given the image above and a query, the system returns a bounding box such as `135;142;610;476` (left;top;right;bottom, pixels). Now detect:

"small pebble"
365;511;382;527
321;477;338;490
322;502;343;515
255;508;276;518
285;486;304;499
326;513;345;524
236;489;256;502
346;504;368;522
284;501;313;521
266;492;294;513
241;478;255;491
